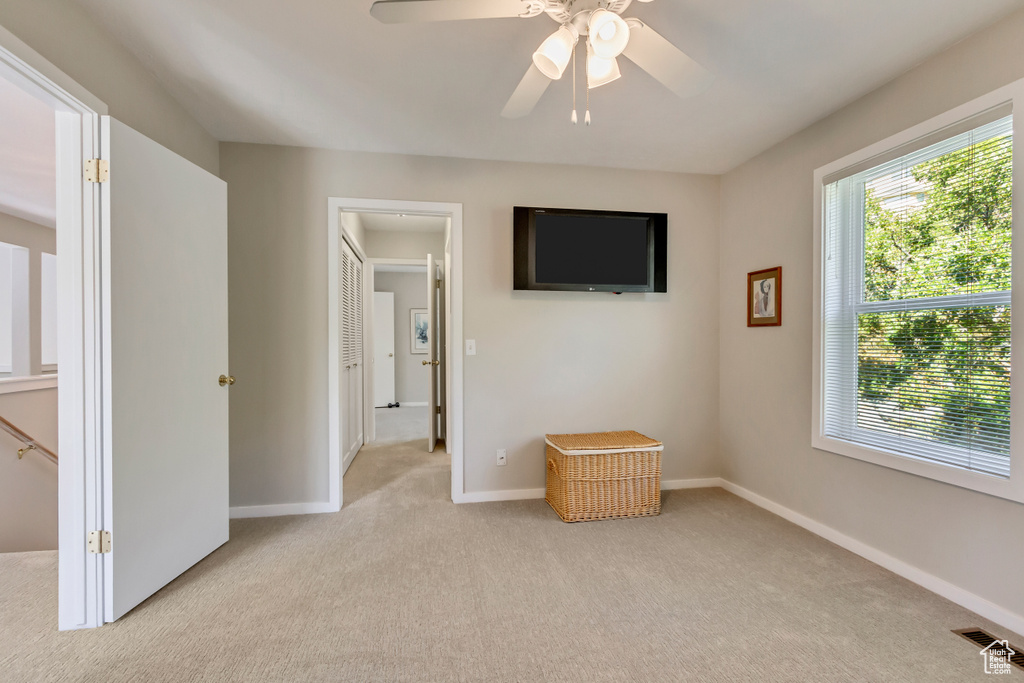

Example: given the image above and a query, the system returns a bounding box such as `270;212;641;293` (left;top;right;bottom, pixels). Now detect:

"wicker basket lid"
545;431;662;452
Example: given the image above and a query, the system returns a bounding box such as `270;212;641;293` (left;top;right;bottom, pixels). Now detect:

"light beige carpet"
0;433;1019;682
374;405;429;445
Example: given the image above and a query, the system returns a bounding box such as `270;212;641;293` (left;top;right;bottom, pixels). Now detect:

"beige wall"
0;386;57;551
719;10;1024;620
374;271;428;405
365;229;445;261
0;0;218;174
222;143;720;505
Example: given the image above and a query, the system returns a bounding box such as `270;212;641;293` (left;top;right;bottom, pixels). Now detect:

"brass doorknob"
433;360;439;366
421;360;430;366
388;353;393;357
219;374;235;386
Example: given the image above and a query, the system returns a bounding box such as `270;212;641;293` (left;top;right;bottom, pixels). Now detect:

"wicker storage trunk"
545;431;663;522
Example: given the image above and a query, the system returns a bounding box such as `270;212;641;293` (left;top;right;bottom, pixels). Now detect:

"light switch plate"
466;339;476;356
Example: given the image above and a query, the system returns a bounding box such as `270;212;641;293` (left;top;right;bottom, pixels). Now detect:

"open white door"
102;117;229;621
437;260;446;444
426;254;437;452
372;291;395;407
425;253;442;450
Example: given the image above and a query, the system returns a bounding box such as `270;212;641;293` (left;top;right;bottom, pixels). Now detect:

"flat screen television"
513;206;667;292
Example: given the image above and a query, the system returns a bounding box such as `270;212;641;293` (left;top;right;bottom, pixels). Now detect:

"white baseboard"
456;488;546;504
229;502;338;519
719;479;1024;638
455;477;724;504
662;477;724;490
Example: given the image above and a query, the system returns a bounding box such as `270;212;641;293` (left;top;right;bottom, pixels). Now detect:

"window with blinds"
822;113;1013;478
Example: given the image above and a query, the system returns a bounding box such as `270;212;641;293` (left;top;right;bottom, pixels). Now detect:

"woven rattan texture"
545;430;662;452
545;443;661;522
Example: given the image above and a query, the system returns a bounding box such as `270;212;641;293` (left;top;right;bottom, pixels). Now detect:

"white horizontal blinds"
342;246;354;366
823;114;1013;478
340;244;363;367
353;259;363;361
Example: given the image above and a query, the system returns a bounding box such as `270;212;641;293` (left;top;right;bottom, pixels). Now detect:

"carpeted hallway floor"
0;426;1019;681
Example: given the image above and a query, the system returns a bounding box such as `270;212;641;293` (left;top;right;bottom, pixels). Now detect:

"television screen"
534;214;649;286
513;207;667;292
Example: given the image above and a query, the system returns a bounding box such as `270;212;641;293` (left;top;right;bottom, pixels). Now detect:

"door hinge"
436;279;441;289
84;159;109;183
87;530;111;554
436;406;441;415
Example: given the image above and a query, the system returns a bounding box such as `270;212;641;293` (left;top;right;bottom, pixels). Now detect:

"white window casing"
812;79;1024;504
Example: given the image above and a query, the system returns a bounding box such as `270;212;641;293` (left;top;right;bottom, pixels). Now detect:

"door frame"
327;198;464;508
0;25;108;630
364;258;427;442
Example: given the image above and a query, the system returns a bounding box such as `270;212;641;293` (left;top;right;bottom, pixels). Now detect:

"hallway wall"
374;271;428;405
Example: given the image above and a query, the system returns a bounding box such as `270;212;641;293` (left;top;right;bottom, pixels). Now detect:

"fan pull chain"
570;42;578;124
585;82;591;126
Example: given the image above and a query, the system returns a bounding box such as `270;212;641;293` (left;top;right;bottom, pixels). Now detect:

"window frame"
812;79;1024;504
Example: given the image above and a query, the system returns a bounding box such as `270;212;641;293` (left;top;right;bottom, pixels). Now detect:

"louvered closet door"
350;258;364;455
341;241;364;471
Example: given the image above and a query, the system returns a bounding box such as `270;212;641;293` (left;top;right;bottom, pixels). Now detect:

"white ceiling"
0;75;55;228
359;213;447;233
71;0;1024;174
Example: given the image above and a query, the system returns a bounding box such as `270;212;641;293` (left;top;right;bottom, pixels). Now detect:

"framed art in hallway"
747;267;781;327
411;308;428;353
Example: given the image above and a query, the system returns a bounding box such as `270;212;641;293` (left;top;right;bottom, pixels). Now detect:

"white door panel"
103;117;229;621
341;242;363;470
373;292;395;407
426;254;437;452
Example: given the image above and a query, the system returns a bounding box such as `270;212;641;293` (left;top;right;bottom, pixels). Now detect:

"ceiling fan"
369;0;713;120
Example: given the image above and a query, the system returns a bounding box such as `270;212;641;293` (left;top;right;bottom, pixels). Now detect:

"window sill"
0;375;58;395
812;433;1024;504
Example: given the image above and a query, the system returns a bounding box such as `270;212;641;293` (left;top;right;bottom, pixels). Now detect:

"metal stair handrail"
0;415;57;464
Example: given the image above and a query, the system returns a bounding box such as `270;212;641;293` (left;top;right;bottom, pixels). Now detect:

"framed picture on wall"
747;267;782;327
411;308;429;353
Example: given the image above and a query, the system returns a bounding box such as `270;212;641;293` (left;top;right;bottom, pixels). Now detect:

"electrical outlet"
496;449;507;466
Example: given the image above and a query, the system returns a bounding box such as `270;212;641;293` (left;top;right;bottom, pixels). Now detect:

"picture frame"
411;308;429;354
747;267;782;327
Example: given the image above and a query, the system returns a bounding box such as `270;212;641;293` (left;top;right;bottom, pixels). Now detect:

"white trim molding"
328;197;464;509
458;488;546;504
0;374;57;394
229;502;337;519
456;477;725;504
719;479;1024;638
0;22;107;631
661;477;724;490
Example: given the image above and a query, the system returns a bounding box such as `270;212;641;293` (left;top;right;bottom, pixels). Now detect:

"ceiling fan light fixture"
588;9;629;59
586;43;620;89
532;25;579;80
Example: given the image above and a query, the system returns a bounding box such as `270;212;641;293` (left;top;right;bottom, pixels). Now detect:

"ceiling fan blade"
622;21;714;99
501;64;552;119
370;0;533;23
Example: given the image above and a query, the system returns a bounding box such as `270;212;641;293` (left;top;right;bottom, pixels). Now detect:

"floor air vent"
952;628;1024;671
